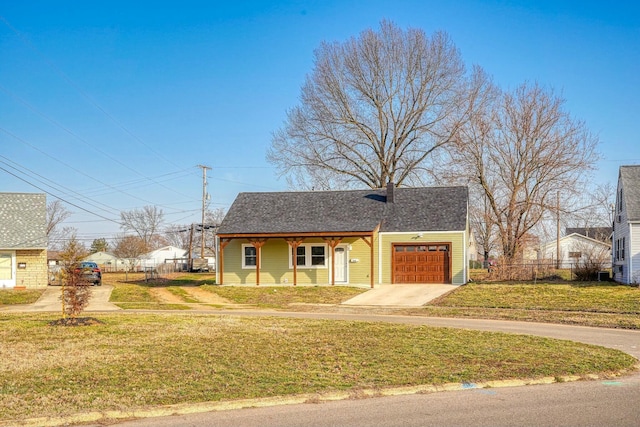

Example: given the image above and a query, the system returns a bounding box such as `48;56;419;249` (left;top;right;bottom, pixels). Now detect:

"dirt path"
181;287;235;305
148;288;185;304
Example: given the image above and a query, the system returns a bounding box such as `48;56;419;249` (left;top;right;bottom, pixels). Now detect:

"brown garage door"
392;243;450;284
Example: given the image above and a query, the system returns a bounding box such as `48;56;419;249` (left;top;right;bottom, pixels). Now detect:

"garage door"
392;244;450;284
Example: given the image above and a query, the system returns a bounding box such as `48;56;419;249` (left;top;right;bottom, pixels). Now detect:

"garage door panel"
393;243;450;284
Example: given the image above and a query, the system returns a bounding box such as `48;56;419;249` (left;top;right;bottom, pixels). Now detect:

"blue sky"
1;1;639;244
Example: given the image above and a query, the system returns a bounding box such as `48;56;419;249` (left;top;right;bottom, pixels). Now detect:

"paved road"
105;312;640;427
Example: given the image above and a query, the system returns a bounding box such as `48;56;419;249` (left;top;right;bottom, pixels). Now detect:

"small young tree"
59;234;91;321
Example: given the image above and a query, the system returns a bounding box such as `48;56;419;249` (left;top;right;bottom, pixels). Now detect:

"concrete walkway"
2;284;121;312
341;284;459;307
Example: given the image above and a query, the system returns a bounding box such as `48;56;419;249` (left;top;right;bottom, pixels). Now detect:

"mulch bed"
49;317;104;326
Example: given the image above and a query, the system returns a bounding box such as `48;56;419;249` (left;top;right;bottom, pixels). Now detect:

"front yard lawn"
421;282;640;329
0;313;636;425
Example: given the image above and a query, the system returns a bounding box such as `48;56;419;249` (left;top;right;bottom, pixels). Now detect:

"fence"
476;260;612;282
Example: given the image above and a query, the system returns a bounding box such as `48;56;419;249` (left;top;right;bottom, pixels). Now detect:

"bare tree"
58;233;91;321
448;81;600;263
120;206;164;248
46;200;71;249
112;234;148;261
268;20;476;190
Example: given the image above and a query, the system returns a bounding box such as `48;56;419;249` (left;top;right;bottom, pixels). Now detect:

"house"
537;232;611;268
612;165;640;284
138;245;188;271
565;227;612;243
216;184;469;287
0;192;48;288
83;251;128;272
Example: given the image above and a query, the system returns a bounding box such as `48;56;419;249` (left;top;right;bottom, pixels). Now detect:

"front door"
0;251;16;288
334;246;348;283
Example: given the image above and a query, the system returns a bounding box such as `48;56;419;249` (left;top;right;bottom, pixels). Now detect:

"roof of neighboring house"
540;232;612;251
0;192;47;249
620;165;640;221
565;227;612;242
218;186;468;236
140;246;187;259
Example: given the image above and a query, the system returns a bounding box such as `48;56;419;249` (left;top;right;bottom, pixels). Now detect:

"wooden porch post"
363;234;374;288
285;238;304;286
250;240;266;286
219;239;231;285
324;238;342;286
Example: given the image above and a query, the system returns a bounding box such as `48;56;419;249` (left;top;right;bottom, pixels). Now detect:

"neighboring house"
217;184;469;287
612;165;640;284
565;227;612;243
0;192;48;289
537;233;611;268
138;246;188;271
83;251;128;272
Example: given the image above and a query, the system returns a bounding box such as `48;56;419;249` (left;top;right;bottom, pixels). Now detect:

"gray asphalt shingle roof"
0;192;47;249
620;165;640;221
218;186;468;235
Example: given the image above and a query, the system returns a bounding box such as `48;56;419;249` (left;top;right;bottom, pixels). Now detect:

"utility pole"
197;165;211;260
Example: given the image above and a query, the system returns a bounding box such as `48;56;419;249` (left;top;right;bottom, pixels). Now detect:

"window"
242;245;258;268
569;252;581;258
622;237;626;260
289;244;327;268
311;246;325;265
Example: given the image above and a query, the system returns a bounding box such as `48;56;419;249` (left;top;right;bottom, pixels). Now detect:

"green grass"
416;282;640;329
201;285;366;308
0;288;45;305
0;313;635;424
433;283;640;313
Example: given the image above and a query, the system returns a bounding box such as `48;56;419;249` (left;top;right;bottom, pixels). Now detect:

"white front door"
0;251;16;288
334;246;348;283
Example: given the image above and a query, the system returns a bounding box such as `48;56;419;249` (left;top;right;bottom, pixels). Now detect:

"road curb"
4;374;610;427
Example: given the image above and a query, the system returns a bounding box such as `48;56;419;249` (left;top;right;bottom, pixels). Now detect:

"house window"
289;244;327;268
568;252;581;259
242;245;258;268
622;237;625;260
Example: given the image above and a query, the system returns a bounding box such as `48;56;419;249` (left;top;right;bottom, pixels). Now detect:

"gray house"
0;193;48;288
612;166;640;284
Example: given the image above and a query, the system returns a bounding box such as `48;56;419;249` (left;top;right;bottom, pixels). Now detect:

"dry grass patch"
0;313;636;424
0;289;45;305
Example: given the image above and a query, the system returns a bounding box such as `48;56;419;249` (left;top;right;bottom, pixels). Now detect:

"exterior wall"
539;236;611;268
613;177;634;284
629;223;640;284
378;231;467;285
220;237;377;285
15;249;47;288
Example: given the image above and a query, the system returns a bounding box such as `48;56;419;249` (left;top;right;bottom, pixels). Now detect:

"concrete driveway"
341;284;459;307
2;284;121;312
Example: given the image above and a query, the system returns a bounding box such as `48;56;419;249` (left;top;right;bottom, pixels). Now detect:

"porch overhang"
217;227;378;288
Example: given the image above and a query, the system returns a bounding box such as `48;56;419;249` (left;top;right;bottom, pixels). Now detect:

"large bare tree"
448;81;599;263
120;206;164;249
268;20;475;190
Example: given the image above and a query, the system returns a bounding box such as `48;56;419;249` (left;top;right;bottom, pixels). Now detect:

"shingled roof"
218;186;468;236
0;193;47;249
620;165;640;222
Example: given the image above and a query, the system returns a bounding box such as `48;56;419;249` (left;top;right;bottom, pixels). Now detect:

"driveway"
2;284;121;312
341;284;459;306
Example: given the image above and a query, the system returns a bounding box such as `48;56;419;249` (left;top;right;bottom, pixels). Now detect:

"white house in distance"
83;251;128;272
138;246;188;271
612;165;640;284
537;231;611;268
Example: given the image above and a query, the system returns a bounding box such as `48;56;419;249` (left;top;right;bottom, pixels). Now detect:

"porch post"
250;240;266;286
285;238;304;286
219;239;231;285
363;234;374;288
